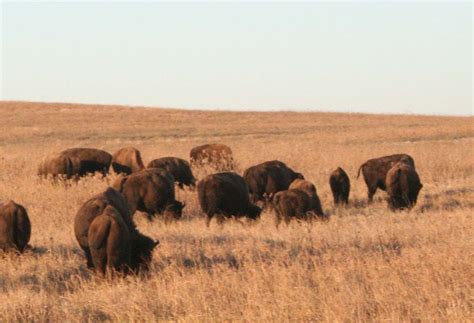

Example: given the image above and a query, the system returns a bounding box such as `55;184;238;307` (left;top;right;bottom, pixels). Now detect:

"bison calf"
0;201;31;253
385;162;423;210
112;147;145;175
198;172;261;227
147;157;196;189
357;154;415;202
273;179;325;227
329;167;350;205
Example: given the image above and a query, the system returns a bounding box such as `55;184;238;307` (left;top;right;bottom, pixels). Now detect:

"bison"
88;204;132;275
243;160;304;204
112;169;185;222
385;162;423;210
0;200;31;253
357;154;415;202
329;167;350;205
111;147;145;175
74;187;159;273
197;172;261;227
37;153;80;180
147;157;196;189
190;144;234;171
60;147;112;177
272;179;325;227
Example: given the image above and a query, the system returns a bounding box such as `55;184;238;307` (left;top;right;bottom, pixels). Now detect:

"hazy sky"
1;2;472;115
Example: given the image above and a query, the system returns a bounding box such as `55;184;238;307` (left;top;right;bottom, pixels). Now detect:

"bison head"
247;204;262;221
164;201;185;220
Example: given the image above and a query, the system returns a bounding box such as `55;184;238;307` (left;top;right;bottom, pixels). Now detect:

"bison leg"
205;214;214;227
367;185;377;202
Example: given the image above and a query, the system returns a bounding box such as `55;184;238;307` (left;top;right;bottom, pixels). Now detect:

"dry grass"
0;101;472;321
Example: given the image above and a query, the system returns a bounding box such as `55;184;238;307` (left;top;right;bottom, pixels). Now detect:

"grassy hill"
0;101;472;321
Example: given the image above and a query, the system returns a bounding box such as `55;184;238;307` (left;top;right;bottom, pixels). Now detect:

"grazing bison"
74;187;159;273
0;200;31;253
37;153;79;180
88;205;132;275
329;167;350;205
243;160;304;204
385;162;423;210
190;144;234;171
60;148;112;177
197;172;261;227
273;179;325;227
112;169;185;221
111;147;145;175
147;157;196;189
357;154;415;202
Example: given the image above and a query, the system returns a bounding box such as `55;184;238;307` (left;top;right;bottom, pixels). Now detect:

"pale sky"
1;1;472;115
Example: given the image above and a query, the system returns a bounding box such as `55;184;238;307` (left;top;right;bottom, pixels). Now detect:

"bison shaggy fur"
197;172;261;226
357;154;415;202
329;167;350;205
243;160;304;204
60;147;112;177
147;157;196;189
111;147;145;175
112;169;185;221
385;162;423;210
273;179;325;227
74;187;158;273
88;205;131;275
0;201;31;253
190;144;234;171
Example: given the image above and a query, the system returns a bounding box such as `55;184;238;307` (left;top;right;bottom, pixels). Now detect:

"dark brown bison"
329;167;350;205
243;160;304;204
273;179;325;227
0;200;31;253
197;172;261;226
147;157;196;189
74;187;159;273
60;148;112;177
88;204;132;275
385;162;423;210
112;169;185;221
111;147;145;175
37;153;80;180
357;154;415;202
190;144;234;171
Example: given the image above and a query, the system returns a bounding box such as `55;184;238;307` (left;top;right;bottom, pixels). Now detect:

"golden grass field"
0;101;473;321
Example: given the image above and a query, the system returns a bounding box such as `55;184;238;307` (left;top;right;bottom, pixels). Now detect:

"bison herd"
1;143;423;276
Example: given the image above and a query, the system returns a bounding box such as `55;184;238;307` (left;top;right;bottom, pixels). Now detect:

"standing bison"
38;153;79;180
385;162;423;210
357;154;415;202
243;160;304;204
197;172;261;227
38;148;111;179
272;179;325;227
112;147;145;175
112;169;185;222
0;200;31;253
147;157;196;189
60;148;112;176
329;167;350;205
190;144;234;171
88;205;132;275
74;187;159;274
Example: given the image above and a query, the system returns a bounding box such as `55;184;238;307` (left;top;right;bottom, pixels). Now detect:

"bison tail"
356;164;365;179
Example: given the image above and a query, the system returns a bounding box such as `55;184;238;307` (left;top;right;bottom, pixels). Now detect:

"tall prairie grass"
0;101;472;321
